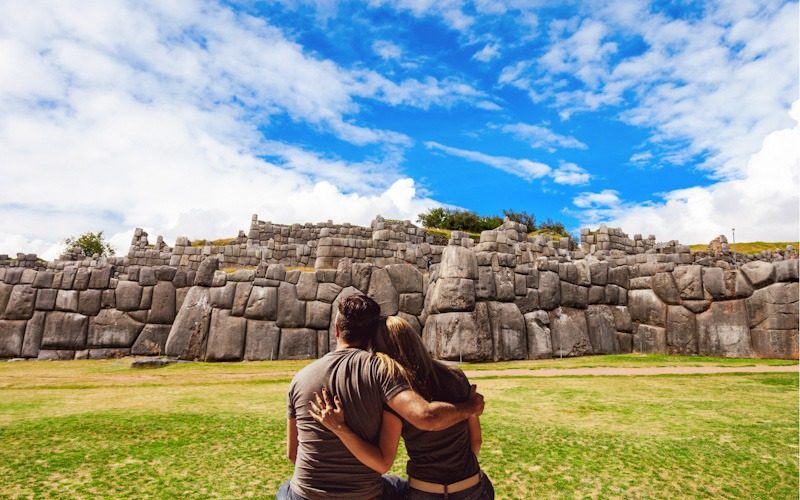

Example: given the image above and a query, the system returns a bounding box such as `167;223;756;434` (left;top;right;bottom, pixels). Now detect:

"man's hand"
309;388;347;433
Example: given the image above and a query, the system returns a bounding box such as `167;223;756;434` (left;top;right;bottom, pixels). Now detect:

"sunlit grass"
688;241;798;255
0;359;797;498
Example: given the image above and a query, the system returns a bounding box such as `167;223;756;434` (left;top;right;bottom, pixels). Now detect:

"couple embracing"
277;294;494;499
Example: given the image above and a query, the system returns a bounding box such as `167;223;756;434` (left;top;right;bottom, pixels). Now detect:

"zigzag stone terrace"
0;215;797;361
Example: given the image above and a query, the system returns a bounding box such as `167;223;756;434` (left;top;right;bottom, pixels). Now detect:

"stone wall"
0;216;797;361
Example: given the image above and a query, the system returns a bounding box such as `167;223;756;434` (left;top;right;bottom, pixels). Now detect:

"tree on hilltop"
64;231;115;257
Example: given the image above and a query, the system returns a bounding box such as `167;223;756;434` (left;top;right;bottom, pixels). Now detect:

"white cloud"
425;141;551;181
372;40;403;60
572;102;800;243
552;163;591;185
0;0;450;259
472;43;501;62
500;122;587;152
368;0;474;32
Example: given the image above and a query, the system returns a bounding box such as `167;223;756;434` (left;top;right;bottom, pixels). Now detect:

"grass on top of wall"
688;241;799;255
0;357;797;498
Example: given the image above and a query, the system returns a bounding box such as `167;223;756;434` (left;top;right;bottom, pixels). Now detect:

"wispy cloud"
425;141;551;181
499;122;587;152
472;43;501;62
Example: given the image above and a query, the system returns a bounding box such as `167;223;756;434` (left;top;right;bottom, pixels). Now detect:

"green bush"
418;207;564;235
64;231;115;257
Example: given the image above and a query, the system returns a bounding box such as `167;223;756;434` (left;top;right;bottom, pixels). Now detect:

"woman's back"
401;364;480;484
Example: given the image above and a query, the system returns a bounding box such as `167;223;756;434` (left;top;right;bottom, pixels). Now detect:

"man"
277;294;484;500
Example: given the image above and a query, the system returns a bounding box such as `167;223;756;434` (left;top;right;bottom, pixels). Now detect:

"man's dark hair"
336;294;381;347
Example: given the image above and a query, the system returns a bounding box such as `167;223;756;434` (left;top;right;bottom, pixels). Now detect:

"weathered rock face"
439;246;478;280
486;301;526;361
0;320;26;357
131;324;171;356
746;282;798;359
41;312;88;350
423;310;492;361
633;325;667;354
164;287;212;360
628;289;666;327
367;268;399;316
666;305;697;354
524;311;552;359
279;328;317;359
585;305;619;354
696;300;753;358
430;278;475;313
549;307;592;357
244;320;280;361
205;309;246;361
88;309;145;347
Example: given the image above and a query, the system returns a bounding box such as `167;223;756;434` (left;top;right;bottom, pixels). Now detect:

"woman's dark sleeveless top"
401;366;480;484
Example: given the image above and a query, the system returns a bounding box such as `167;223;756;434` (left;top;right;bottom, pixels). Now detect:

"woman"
309;316;494;499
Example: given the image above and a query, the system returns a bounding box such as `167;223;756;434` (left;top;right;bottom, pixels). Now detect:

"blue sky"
0;0;798;258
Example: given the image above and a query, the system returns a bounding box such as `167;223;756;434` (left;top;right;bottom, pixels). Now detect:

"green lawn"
0;358;797;498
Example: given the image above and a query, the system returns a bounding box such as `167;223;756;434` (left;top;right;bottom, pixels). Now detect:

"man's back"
287;348;407;499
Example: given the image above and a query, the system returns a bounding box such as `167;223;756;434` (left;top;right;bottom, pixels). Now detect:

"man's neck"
336;340;368;351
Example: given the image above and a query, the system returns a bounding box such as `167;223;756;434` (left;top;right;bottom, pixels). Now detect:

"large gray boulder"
590;262;608;286
231;282;253;316
439;245;478;280
746;282;798;330
352;263;373;293
585;305;619;354
385;264;423;293
131;324;171;356
21;311;45;358
279;328;317;359
210;282;236;309
367;268;399;316
88;309;145;347
494;268;515;301
696;300;753;357
148;281;176;324
701;267;726;300
0;320;26;357
244;286;278;320
306;301;332;329
41;311;88;349
774;259;799;282
3;285;37;320
316;283;342;303
194;257;219;287
486;301;526;361
559;282;588;309
537;271;561;310
524;310;552;359
475;267;496;300
115;281;143;311
296;272;319;301
673;266;704;299
399;293;424;315
652;272;680;305
750;329;798;359
55;290;79;312
666;305;697;354
164;287;213;360
77;290;102;316
422;309;492;361
244;320;280;360
633;325;667;354
35;288;57;311
740;261;775;289
430;278;475;313
277;282;306;328
205;309;246;361
628;289;666;326
612;306;633;332
549;307;592;357
608;265;629;288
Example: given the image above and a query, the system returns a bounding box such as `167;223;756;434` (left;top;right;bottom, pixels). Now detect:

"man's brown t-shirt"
287;348;409;499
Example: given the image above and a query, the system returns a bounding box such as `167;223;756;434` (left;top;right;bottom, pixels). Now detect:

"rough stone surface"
115;281;143;311
702;267;726;300
652;272;680;305
559;282;588;309
296;272;319;301
149;281;176;324
524;310;552;359
277;282;306;328
367;268;399;316
244;320;280;360
746;282;798;330
33;271;55;289
612;306;633;332
316;283;342;303
549;307;592;357
164;287;213;360
88;309;145;347
633;325;667;354
244;286;278;320
77;289;102;316
131;325;172;356
740;261;775;289
494;268;515;302
514;289;539;315
194;258;219;287
585;305;619;354
475;266;496;300
306;300;332;329
430;278;475;313
386;264;423;293
0;320;26;357
231;282;253;316
673;266;704;299
696;300;753;357
37;350;75;360
628;289;667;327
399;293;424;315
279;328;317;359
423;310;491;361
486;301;526;361
352;263;373;293
205;309;246;361
21;311;45;358
666;305;697;354
55;290;79;312
41;312;88;349
750;329;798;359
537;271;561;310
774;259;799;282
439;246;478;280
4;285;37;319
35;288;57;311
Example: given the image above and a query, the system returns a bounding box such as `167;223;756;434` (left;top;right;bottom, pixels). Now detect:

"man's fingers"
314;390;324;408
309;399;320;413
333;394;342;413
322;388;333;407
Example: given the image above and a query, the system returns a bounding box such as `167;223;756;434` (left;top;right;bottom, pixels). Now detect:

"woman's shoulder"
434;363;471;397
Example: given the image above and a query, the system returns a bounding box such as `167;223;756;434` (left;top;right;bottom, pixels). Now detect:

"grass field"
688;241;798;255
0;357;797;499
